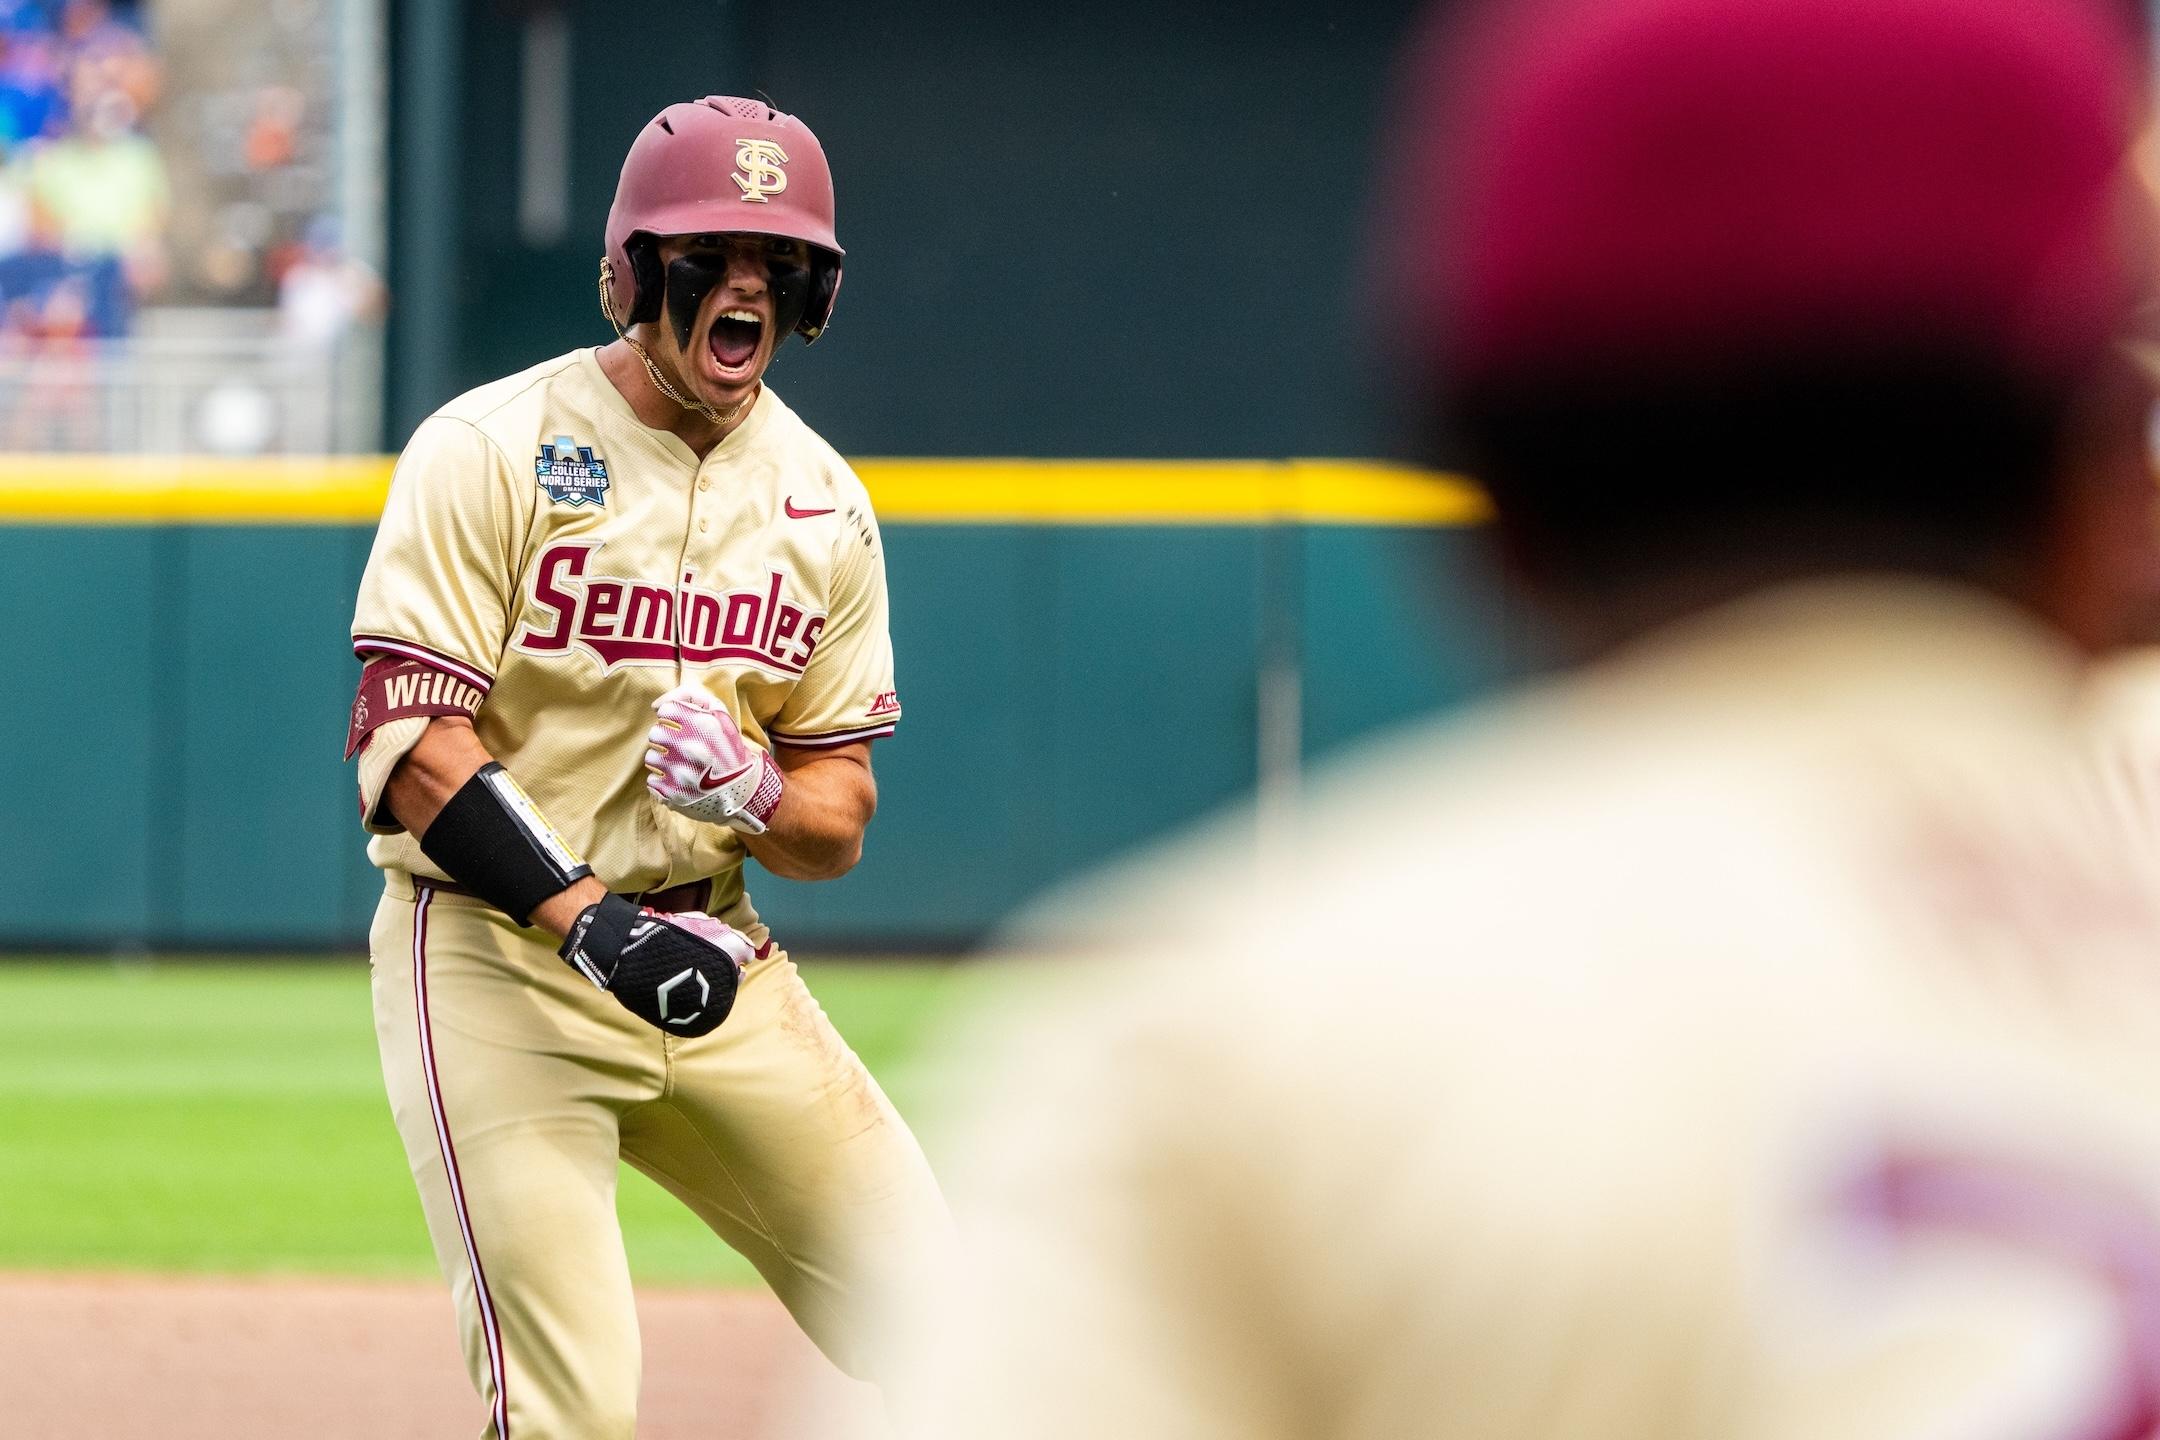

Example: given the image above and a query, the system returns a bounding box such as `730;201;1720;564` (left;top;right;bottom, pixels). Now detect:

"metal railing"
0;312;380;454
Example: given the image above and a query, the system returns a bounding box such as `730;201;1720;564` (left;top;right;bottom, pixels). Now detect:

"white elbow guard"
355;715;430;833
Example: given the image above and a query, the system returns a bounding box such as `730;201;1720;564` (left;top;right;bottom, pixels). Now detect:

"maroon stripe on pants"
412;887;511;1437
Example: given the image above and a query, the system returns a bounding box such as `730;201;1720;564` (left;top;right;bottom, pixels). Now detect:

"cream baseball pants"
369;873;948;1439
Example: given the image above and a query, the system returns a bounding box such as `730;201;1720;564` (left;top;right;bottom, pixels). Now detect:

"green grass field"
0;959;960;1285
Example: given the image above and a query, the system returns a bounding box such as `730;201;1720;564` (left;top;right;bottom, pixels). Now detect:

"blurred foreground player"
345;98;945;1438
872;3;2160;1437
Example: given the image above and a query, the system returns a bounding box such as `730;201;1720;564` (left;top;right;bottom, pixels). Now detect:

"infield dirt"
0;1271;883;1438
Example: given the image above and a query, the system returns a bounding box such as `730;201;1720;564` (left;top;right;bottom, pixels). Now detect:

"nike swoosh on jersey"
783;498;836;519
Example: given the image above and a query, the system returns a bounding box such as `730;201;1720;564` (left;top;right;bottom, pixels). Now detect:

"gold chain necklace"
597;262;751;429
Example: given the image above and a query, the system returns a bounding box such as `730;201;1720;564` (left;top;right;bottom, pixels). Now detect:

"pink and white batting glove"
646;683;785;835
650;909;758;974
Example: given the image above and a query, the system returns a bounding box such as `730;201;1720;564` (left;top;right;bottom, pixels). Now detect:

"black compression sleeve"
417;763;594;926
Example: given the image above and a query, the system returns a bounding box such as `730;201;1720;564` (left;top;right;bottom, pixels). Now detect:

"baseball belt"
414;875;715;915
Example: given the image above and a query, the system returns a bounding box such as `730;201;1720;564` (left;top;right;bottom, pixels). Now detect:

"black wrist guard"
558;894;744;1038
418;763;594;926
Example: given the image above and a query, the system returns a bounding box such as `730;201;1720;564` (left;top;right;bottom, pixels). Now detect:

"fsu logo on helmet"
733;139;789;203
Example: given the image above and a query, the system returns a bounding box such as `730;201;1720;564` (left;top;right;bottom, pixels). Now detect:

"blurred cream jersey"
350;347;900;935
892;579;2160;1440
2086;646;2160;831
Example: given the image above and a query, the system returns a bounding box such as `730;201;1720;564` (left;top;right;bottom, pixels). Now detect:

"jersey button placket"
679;464;713;682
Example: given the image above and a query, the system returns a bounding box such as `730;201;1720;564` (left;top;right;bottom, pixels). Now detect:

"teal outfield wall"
0;523;1503;952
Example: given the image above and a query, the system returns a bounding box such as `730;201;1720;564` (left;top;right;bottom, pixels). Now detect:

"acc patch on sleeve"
346;654;486;759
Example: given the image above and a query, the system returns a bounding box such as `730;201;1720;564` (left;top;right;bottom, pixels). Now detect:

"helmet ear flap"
625;235;665;325
799;252;843;343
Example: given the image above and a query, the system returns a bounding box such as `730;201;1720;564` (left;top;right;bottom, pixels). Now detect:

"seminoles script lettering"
518;543;827;673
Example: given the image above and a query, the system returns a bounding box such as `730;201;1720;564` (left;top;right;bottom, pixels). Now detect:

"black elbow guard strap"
418;763;594;926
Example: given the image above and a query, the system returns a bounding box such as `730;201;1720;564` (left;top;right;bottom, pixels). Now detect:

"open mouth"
708;308;764;379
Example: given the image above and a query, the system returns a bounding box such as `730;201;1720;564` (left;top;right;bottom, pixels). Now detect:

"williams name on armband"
346;655;487;758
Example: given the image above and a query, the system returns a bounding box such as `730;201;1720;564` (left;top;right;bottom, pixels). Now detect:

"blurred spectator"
275;215;383;351
0;228;121;447
242;84;301;172
0;0;364;452
28;87;167;295
0;0;164;348
62;0;146;64
0;235;125;336
0;139;33;254
0;30;66;144
61;0;157;118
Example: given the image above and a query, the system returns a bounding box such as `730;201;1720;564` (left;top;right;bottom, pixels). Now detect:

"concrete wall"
0;516;1500;951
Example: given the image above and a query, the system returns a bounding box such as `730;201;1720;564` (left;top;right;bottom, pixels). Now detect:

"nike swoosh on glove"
645;683;785;835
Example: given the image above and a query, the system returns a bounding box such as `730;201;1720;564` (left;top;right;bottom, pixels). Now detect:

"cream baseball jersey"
349;347;900;928
876;581;2160;1440
2084;646;2160;830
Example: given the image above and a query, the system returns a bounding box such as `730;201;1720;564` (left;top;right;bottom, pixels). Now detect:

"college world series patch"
536;435;610;507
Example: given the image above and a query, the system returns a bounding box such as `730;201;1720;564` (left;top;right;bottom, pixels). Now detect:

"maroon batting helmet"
602;96;844;343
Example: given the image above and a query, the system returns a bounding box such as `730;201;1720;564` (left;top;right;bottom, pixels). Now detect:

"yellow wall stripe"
0;456;396;524
0;454;1489;527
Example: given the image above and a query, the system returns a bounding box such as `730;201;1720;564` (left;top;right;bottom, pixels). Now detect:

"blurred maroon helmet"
1394;0;2149;391
602;96;844;343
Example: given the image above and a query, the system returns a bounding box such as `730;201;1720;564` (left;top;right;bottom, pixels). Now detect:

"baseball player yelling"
345;96;946;1439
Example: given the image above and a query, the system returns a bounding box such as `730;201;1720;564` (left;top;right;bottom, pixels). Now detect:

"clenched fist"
646;683;785;835
558;895;751;1036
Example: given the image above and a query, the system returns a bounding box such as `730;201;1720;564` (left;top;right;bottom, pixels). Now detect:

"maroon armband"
345;654;487;758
